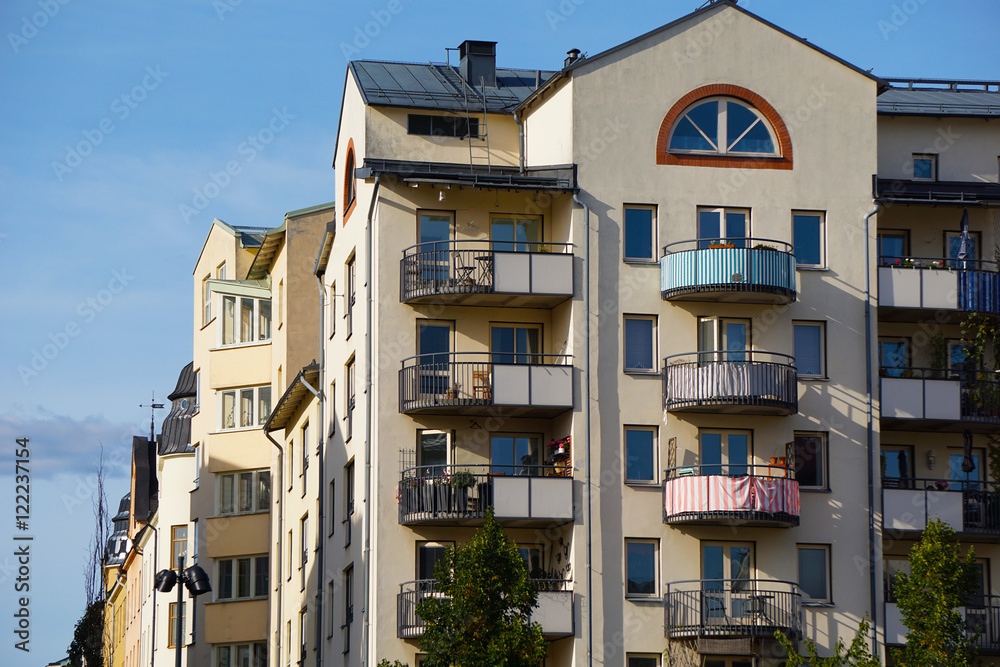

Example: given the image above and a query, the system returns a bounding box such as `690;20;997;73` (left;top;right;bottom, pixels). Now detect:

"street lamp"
155;557;211;667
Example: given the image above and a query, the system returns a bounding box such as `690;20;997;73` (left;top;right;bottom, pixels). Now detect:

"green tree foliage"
776;616;880;667
417;508;548;667
892;518;978;667
67;601;104;667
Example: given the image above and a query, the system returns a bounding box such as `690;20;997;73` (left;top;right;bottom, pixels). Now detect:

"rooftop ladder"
464;77;491;172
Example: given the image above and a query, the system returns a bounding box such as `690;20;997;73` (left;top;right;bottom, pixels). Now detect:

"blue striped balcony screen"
661;247;796;295
959;270;1000;314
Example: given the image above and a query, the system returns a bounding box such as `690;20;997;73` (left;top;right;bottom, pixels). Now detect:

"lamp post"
155;556;212;667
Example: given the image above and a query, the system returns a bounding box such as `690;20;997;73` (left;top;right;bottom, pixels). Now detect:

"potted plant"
444;384;460;400
449;470;476;513
753;243;777;251
708;240;735;249
549;436;571;456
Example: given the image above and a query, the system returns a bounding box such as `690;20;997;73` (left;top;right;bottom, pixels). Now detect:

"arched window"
656;84;792;170
343;139;357;223
669;97;777;156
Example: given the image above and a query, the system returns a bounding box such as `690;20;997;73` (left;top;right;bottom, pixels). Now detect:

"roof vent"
564;48;581;68
459;40;497;88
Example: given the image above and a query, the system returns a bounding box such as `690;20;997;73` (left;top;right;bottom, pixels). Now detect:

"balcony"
660;238;796;304
887;597;1000;653
878;257;1000;322
398;579;574;639
664;579;801;640
400;241;574;307
880;368;1000;432
397;464;574;528
882;478;1000;542
663;352;798;415
399;352;573;417
663;464;799;528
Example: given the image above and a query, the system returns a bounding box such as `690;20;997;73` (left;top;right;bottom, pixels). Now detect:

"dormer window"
669;97;778;156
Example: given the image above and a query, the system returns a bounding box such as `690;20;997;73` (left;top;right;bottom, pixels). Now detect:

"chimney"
459;40;497;88
564;48;581;68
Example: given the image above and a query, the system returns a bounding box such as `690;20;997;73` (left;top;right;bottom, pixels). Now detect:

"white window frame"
623;204;657;263
793;320;827;379
797;544;832;604
624;538;659;599
218;469;270;516
912;153;937;181
668;96;779;157
216;554;269;601
624;426;658;485
202;274;212;326
623;315;657;374
217;294;272;347
218;385;272;430
792;210;826;268
793;432;828;491
214;642;267;667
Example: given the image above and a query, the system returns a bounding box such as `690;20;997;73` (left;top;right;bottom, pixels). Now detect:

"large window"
797;544;831;604
171;525;188;569
700;430;751;477
793;211;825;267
217;555;268;600
623;205;656;262
624;315;656;372
220;295;271;346
491;434;540;475
793;321;826;378
881;445;914;489
215;643;267;667
624;427;656;484
698;207;748;247
219;386;271;430
625;539;658;597
793;432;828;490
878;337;910;377
219;470;270;515
877;230;910;265
491;215;541;252
698;316;749;363
408;114;478;139
417;541;454;581
668;97;777;156
491;323;541;364
418;430;450;474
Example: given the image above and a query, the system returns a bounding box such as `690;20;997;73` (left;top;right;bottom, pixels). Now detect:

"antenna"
139;391;166;443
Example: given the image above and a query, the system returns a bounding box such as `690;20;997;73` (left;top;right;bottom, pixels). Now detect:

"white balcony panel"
531;254;573;295
880;267;920;308
923;380;961;420
530;477;574;520
530;365;573;407
533;591;574;636
884;489;927;531
922;270;959;309
886;603;907;644
927;490;963;529
494;253;531;293
493;476;530;518
881;378;925;419
493;365;531;405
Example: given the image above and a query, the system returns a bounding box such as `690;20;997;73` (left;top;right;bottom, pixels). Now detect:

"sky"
0;0;998;663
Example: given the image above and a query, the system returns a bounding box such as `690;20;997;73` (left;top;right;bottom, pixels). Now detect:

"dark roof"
265;363;320;433
878;79;1000;117
168;362;196;401
359;158;577;191
875;178;1000;205
231;224;269;248
113;492;131;522
158;401;196;455
350;60;555;113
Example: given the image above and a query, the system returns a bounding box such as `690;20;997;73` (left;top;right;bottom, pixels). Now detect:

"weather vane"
139;391;166;443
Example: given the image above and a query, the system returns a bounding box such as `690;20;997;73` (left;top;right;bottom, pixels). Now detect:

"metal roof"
265;363;320;433
247;222;286;280
350;60;555;113
878;79;1000;117
875;178;1000;205
167;361;196;401
359;158;577;192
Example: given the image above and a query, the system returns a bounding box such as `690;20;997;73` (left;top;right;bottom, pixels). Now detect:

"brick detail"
343;138;357;225
655;84;793;170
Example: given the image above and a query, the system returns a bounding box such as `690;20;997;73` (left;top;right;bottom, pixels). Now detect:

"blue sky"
0;0;997;663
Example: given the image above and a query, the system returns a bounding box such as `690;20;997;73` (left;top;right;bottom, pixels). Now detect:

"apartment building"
874;79;1000;656
104;492;129;667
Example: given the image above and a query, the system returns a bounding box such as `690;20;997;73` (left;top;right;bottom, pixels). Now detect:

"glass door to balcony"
881;445;913;489
491;324;541;365
417;430;450;477
418;212;454;283
877;230;909;265
702;542;755;622
697;208;748;249
491;215;541;252
418;321;453;399
699;317;749;363
490;434;540;476
700;430;751;477
950;449;984;491
878;338;910;378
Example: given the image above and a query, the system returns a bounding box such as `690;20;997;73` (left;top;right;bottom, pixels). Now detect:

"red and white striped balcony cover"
664;475;800;517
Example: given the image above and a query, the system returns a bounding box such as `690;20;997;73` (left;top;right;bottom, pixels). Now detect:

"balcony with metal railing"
400;240;574;307
399;352;573;417
663;351;798;415
880;366;1000;432
397;579;574;639
660;238;797;304
664;579;801;640
882;477;1000;542
878;256;1000;321
397;464;574;528
886;594;1000;654
663;464;800;528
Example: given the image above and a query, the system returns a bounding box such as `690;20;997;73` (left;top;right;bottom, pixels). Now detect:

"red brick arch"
655;84;793;170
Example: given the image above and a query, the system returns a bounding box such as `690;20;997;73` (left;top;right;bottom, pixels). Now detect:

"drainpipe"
572;191;593;667
513;110;526;175
264;429;284;665
863;200;881;655
361;175;381;667
313;274;326;667
148;523;158;667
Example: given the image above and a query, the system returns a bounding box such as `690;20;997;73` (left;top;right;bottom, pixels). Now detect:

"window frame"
489;321;543;365
216;554;269;601
626;655;661;667
667;96;780;157
218;469;270;516
214;642;266;667
793;320;827;379
217;294;272;347
877;229;910;265
168;602;185;648
945;229;981;262
793;432;829;491
489;213;543;252
623;204;657;263
624;538;659;599
624;426;658;485
912;153;937;181
170;525;188;569
797;543;832;605
301;421;309;498
407;113;478;139
792;210;826;268
878;336;912;377
300;514;309;591
345;357;355;441
345;254;356;338
697;207;749;247
218;385;271;431
623;314;657;374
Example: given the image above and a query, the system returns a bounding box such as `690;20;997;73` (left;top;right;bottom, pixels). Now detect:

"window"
344;461;355;547
793;321;826;378
343;566;354;653
168;602;185;648
287;440;294;491
299;607;308;664
417;542;454;581
219;385;271;430
220;295;271;346
883;556;911;603
793;433;828;490
345;358;355;441
627;656;660;667
490;323;541;364
698;316;749;363
625;539;658;597
881;445;914;489
491;214;541;252
300;515;309;590
343;145;356;220
328;580;336;638
218;470;269;515
623;205;656;262
286;530;293;581
518;545;544;576
697;207;748;247
700;430;751;476
346;255;356;337
328;480;336;536
624;427;656;484
215;643;266;667
301;421;309;497
328;381;336;437
217;555;268;600
877;230;910;265
946;229;980;262
418;430;451;474
328;281;336;338
878;337;910;377
408;114;478;139
669;97;777;156
793;211;825;267
704;659;753;667
797;544;831;603
624;315;656;372
216;262;226;281
490;434;540;476
277;279;284;329
948;339;975;372
171;525;188;569
202;275;212;325
913;153;937;181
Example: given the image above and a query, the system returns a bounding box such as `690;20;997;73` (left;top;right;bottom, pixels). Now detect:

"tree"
417;508;548;667
775;616;880;667
68;448;110;667
892;518;978;667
